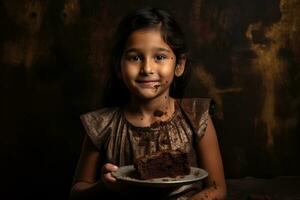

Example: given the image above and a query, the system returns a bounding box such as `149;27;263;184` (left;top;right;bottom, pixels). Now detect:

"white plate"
112;165;208;188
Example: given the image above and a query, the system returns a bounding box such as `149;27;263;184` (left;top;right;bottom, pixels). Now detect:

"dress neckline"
121;100;180;130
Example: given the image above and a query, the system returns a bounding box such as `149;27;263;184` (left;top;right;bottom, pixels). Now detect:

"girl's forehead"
124;28;172;51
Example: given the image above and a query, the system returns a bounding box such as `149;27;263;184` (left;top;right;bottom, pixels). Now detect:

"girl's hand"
101;163;119;187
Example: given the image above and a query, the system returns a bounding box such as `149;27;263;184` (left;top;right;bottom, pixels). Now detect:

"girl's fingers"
103;171;117;182
102;163;119;173
101;163;119;183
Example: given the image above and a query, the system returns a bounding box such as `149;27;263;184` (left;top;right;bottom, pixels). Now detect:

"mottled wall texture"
1;0;300;199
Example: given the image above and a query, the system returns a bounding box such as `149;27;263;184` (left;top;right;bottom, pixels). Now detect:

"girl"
70;7;226;200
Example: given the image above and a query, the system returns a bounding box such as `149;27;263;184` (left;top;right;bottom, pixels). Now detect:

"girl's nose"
140;58;153;75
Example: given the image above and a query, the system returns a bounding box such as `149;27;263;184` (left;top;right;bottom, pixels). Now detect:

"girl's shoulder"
177;97;212;112
177;97;212;139
80;107;121;148
80;107;120;122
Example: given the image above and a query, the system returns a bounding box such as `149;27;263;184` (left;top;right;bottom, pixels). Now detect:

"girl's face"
120;28;185;100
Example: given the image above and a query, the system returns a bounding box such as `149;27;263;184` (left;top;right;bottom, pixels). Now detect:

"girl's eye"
128;55;142;61
154;55;167;61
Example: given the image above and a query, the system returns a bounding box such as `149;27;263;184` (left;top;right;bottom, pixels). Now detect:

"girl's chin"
136;93;160;100
133;90;164;100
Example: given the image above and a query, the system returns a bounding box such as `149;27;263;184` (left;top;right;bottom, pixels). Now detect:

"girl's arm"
69;136;118;200
190;115;227;200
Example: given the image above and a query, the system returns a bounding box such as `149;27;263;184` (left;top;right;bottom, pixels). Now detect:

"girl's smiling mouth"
135;79;161;88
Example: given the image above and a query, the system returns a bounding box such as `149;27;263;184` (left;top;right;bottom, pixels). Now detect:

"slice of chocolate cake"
134;150;190;180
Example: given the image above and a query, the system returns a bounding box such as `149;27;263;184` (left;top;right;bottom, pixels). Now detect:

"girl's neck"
124;94;175;127
128;95;173;115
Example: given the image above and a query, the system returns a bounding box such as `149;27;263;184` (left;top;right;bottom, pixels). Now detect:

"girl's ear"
175;56;186;77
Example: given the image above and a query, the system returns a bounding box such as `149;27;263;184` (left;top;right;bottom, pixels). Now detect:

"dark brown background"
1;0;300;199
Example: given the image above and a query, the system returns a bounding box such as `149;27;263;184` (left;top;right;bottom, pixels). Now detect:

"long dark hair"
102;6;191;107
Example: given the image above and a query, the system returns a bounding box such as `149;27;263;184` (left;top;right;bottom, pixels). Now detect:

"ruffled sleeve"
80;107;119;150
178;98;212;140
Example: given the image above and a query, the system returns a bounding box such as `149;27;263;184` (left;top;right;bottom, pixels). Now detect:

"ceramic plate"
112;165;208;188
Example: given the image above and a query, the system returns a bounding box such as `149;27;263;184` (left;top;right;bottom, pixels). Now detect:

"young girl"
70;7;226;200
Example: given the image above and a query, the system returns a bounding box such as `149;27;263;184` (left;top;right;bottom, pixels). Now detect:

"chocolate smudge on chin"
153;84;160;91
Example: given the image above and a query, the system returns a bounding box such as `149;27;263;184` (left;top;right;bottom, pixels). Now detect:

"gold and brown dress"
80;98;211;200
